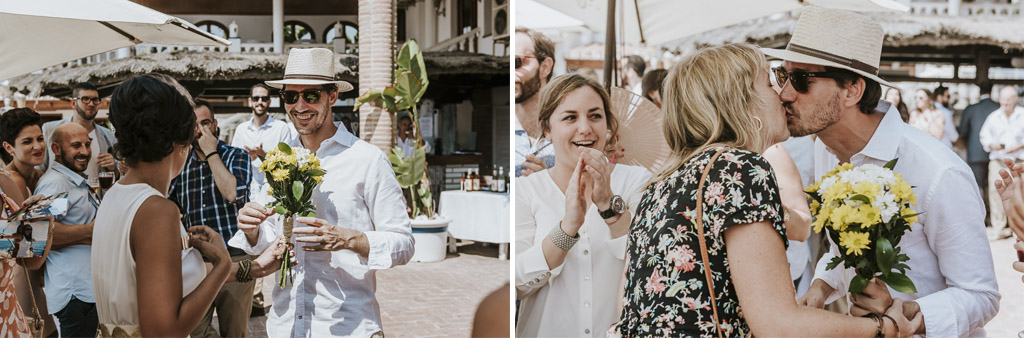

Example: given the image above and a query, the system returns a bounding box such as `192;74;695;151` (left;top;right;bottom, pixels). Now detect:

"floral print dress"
609;147;787;337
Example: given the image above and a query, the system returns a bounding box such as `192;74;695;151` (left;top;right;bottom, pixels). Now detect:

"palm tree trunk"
358;0;397;152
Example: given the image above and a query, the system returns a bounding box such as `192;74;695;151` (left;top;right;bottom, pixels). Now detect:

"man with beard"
934;85;959;148
35;123;100;337
230;48;413;338
231;83;298;206
167;99;254;338
514;27;556;177
766;7;998;337
42;82;118;186
618;55;646;95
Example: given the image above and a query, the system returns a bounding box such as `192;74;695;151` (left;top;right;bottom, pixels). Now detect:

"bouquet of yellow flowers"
259;142;326;286
806;159;919;295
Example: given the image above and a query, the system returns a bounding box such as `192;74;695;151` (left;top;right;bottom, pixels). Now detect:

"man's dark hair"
641;69;668;103
515;27;556;82
109;75;197;166
824;66;881;115
0;108;42;163
71;82;98;98
934;85;949;98
624;55;646;77
250;83;272;95
399;115;411;123
980;82;994;96
194;99;214;114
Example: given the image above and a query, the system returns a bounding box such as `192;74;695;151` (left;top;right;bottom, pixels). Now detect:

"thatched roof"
9;49;508;97
663;12;1024;54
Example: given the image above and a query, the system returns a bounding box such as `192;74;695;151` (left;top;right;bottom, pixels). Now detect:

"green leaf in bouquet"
302;210;316;217
877;272;917;294
875;237;895;274
855;259;868;270
277;142;293;155
893;262;910;273
883;158;899;170
849;275;871;296
292;181;304;201
307;168;326;176
850;194;871;204
274;205;288;215
825;256;844;270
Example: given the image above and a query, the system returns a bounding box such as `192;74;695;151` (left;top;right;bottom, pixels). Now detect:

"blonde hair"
651;43;773;184
537;73;619;143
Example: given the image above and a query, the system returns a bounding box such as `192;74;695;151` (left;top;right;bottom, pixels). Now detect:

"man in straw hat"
229;48;414;338
764;6;998;337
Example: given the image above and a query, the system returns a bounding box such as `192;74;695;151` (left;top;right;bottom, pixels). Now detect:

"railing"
424;27;481;53
907;1;1022;16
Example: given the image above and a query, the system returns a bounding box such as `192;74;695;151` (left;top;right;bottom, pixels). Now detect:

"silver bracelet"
549;221;579;251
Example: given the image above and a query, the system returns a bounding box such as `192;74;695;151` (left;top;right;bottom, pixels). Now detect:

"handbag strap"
695;148;728;338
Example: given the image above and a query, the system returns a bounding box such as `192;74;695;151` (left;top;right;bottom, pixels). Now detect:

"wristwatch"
599;195;626;219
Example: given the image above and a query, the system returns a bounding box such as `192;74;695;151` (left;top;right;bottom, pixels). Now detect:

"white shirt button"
584;301;590;307
584;329;590;334
583;250;589;255
584;275;590;281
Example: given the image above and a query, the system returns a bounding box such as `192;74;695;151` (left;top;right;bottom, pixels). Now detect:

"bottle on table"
497;167;506;193
472;169;481;191
460;172;468;191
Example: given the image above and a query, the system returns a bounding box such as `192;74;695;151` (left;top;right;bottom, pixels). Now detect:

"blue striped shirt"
168;141;251;250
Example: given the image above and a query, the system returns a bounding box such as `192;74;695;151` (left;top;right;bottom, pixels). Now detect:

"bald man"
35;122;101;337
980;86;1024;240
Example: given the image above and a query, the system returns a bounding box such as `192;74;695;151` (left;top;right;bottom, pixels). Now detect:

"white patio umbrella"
535;0;908;47
0;0;230;81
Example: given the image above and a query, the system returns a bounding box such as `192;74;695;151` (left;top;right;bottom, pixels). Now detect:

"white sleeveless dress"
91;183;206;337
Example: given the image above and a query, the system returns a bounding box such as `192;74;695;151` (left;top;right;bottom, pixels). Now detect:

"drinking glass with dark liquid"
99;171;115;190
1017;238;1024;263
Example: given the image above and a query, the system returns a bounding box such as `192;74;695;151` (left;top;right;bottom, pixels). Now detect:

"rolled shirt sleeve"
228;214;279;254
222;145;252;204
353;153;415;270
514;183;566;299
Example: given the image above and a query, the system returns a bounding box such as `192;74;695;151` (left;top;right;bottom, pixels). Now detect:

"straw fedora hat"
266;48;354;92
762;6;893;88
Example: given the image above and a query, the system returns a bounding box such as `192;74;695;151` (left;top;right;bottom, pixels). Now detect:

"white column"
948;0;961;16
273;0;284;53
423;1;436;47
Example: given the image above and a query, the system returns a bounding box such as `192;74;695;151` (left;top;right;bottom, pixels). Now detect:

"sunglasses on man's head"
772;66;847;93
280;89;324;105
250;95;271;102
515;55;538;69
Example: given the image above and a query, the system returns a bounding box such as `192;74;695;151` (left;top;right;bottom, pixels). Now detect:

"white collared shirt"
229;123;414;338
230;116;298;204
812;106;999;338
515;165;650;338
978;105;1024;160
395;136;431;158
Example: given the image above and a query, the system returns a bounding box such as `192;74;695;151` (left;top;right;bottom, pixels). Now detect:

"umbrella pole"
603;0;617;91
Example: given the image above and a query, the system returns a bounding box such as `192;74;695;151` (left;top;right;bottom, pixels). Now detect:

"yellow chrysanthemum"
823;181;854;203
271;168;290;182
809;200;821;213
851;205;882;227
828;204;856;232
839;231;871;256
901;207;918;226
812;216;828;233
282;154;297;166
267;185;274;196
853;182;880;202
313;175;324;184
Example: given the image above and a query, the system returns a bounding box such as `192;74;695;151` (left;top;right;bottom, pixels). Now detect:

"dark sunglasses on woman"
280;89;324;104
772;66;846;93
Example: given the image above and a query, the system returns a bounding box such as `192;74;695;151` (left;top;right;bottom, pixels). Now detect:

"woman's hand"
579;147;614;210
883;298;923;338
188;226;230;267
252;237;295;278
994;158;1024;239
562;156;588;235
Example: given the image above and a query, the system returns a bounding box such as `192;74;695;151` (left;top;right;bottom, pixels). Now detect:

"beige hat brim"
762;47;894;88
266;79;354;92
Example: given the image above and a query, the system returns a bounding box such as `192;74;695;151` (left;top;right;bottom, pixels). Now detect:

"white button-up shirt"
978;105;1024;160
515;165;650;338
229;123;414;338
812;106;999;338
230;116;298;204
395;136;430;158
36;162;98;312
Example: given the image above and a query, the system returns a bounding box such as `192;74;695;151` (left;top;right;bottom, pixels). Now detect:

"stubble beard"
291;104;329;136
786;92;843;137
75;104;97;121
515;72;542;104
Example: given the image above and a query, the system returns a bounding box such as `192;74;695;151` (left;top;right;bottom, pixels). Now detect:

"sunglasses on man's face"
280;89;324;105
515;55;538;69
772;66;847;93
250;95;271;102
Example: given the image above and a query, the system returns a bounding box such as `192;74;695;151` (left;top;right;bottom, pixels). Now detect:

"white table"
439;190;510;259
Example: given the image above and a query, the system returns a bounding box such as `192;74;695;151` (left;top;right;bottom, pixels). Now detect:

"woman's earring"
754;117;763;131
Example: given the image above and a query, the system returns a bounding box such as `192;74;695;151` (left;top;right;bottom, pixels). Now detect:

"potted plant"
355;39;450;262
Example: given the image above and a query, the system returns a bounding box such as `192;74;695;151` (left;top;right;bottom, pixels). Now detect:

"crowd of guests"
515;6;1019;337
0;47;418;337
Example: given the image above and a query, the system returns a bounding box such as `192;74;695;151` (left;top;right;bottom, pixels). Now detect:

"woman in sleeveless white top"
91;183;208;336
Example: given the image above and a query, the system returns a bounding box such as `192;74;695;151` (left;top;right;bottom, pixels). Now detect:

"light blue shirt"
514;121;555;177
36;162;98;311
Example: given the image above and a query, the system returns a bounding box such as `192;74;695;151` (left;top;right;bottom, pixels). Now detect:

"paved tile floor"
238;241;509;337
